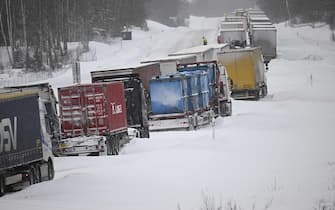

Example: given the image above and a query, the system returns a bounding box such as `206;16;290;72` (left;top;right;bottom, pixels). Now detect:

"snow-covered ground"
1;17;335;210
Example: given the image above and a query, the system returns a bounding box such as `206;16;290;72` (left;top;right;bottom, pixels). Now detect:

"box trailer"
91;63;160;138
58;82;128;156
141;54;197;76
217;47;267;100
251;26;277;63
0;85;57;196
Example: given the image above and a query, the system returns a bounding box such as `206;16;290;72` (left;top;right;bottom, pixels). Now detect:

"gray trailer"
251;26;277;64
0;86;57;196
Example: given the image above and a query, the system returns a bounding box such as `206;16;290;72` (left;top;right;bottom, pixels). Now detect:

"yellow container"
217;47;267;99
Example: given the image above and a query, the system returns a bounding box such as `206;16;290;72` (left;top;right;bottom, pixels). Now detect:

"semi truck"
0;84;57;196
149;61;232;131
91;63;161;138
58;82;128;156
217;47;267;100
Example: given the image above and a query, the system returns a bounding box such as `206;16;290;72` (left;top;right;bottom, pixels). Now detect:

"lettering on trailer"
111;103;122;115
0;117;17;153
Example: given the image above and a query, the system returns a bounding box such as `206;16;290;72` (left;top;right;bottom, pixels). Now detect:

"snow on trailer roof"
219;28;246;32
249;16;271;21
93;62;159;73
252;27;277;31
169;45;214;56
141;54;196;63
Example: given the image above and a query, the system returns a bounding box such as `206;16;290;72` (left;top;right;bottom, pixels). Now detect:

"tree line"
257;0;335;29
0;0;147;71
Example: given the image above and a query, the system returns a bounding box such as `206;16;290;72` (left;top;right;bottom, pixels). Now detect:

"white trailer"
141;54;197;76
251;26;277;63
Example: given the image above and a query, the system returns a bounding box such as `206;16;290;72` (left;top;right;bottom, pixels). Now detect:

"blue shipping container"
150;76;188;115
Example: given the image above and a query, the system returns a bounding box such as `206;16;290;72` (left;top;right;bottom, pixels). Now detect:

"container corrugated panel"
58;82;127;138
150;76;188;115
178;72;199;112
0;95;43;170
198;72;210;109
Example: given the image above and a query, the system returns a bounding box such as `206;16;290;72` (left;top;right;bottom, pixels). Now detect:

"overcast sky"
190;0;257;16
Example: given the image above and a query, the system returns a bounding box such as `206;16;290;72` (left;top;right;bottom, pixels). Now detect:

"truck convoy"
0;83;57;196
217;47;267;100
58;82;128;156
149;61;231;131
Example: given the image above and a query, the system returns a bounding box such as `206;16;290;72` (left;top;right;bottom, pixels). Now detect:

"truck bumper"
58;136;106;156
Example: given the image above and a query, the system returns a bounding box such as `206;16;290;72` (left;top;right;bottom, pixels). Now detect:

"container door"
59;87;85;137
82;85;108;136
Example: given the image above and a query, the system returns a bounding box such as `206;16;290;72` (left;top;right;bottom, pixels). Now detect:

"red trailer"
58;82;128;156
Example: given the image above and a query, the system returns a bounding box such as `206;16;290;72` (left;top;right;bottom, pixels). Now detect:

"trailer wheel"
226;102;232;116
29;168;35;185
106;137;112;156
139;127;150;138
35;164;42;183
47;160;55;180
0;176;5;197
112;136;120;155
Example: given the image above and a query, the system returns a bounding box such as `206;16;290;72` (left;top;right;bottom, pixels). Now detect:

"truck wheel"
140;127;150;138
35;165;42;183
29;168;35;185
112;137;120;155
106;137;112;156
0;176;5;197
47;160;55;180
219;102;226;117
227;102;232;116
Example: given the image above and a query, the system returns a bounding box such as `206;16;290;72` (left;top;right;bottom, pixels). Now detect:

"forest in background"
257;0;335;29
0;0;186;72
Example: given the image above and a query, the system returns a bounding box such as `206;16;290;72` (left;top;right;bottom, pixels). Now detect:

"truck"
0;84;58;196
217;47;267;100
149;61;232;131
58;82;128;156
217;21;249;47
91;63;161;138
250;25;277;66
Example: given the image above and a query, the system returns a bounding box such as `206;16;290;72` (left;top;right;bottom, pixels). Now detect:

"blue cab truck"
0;83;58;196
149;61;232;131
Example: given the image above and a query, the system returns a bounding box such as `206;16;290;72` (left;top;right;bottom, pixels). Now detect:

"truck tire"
219;102;226;117
29;168;35;185
0;176;5;197
35;164;42;183
47;160;55;180
112;136;120;155
226;102;232;116
139;127;150;138
106;137;112;155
